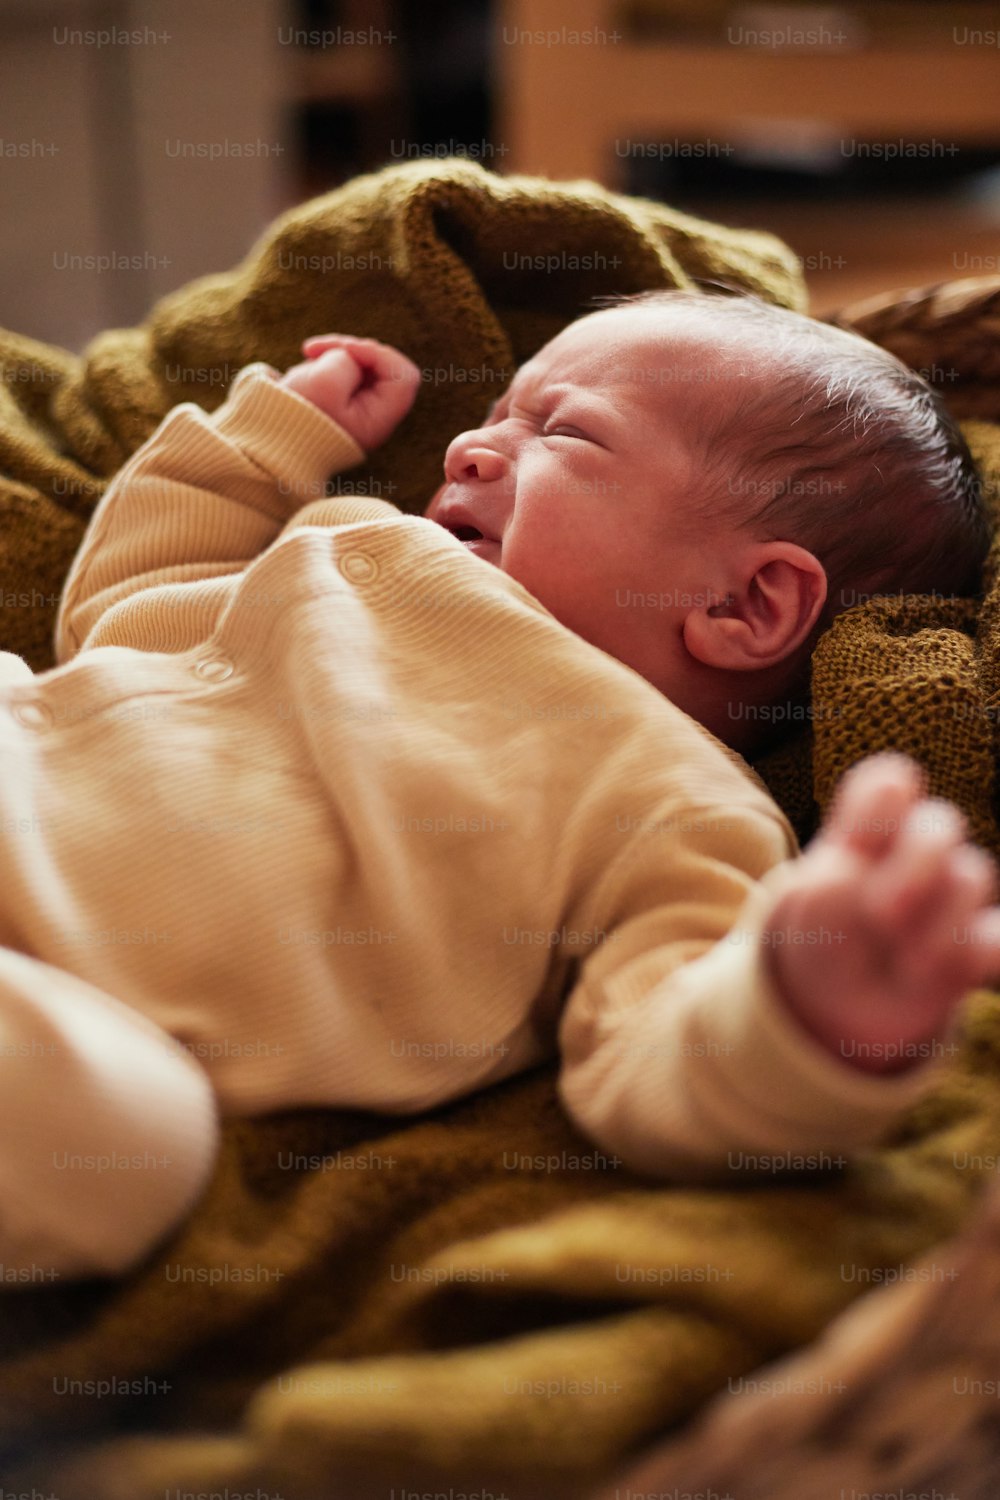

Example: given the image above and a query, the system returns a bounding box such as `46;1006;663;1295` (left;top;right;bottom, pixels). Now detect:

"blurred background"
2;0;999;351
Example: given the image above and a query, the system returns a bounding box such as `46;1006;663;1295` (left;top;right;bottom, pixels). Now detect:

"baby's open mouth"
445;523;500;560
432;495;500;554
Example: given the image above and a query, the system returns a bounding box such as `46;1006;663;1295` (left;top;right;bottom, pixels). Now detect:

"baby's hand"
763;753;1000;1072
279;334;421;451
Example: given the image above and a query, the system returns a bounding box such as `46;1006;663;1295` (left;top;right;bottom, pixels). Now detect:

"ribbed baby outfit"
0;366;943;1279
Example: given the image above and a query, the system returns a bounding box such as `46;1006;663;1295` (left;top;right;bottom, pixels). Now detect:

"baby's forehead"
529;303;766;406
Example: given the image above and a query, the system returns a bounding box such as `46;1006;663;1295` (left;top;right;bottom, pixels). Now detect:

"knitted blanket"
2;158;1000;1500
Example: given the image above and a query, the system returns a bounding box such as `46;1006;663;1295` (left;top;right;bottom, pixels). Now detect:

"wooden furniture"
494;0;1000;187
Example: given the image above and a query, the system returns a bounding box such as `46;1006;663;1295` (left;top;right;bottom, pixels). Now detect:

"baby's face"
423;302;748;694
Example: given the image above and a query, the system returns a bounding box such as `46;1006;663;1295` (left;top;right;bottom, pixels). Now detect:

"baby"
1;289;998;1284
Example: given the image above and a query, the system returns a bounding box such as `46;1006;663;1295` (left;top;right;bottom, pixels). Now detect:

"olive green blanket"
2;158;1000;1500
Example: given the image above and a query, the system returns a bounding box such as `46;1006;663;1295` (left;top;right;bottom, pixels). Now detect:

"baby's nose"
444;430;508;485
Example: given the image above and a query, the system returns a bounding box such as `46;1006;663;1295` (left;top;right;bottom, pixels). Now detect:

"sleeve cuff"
211;364;367;502
679;861;956;1153
563;856;958;1181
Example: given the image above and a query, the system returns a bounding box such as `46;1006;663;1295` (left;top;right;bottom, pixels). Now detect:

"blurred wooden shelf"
620;0;1000;47
495;0;1000;186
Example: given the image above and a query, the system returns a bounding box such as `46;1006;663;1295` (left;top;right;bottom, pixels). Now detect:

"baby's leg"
0;945;219;1283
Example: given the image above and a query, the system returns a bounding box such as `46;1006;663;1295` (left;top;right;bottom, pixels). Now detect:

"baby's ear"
706;590;738;618
683;543;827;673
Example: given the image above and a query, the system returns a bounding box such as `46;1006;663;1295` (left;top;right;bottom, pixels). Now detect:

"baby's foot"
763;753;1000;1071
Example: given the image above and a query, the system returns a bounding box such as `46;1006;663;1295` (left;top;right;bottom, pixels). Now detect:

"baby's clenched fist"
279;334;421;452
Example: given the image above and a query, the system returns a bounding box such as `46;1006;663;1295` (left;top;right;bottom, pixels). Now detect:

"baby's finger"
948;908;1000;992
302;336;383;367
895;845;999;983
822;752;925;857
951;841;1000;908
303;334;378;346
320;336;417;387
303;334;398;361
937;847;1000;953
301;334;351;358
861;798;968;932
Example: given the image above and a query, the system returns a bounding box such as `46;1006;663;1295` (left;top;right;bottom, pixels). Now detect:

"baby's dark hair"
594;287;990;636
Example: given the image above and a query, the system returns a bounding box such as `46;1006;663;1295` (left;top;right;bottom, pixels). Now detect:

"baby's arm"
557;762;999;1182
54;337;418;663
763;753;1000;1072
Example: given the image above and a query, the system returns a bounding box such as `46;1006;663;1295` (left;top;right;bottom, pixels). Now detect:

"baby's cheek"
507;530;615;639
496;529;556;602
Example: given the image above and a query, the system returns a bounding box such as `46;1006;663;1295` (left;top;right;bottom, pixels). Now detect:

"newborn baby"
1;289;997;1283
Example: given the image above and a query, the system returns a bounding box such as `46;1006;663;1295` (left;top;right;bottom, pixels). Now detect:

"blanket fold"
3;158;1000;1500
